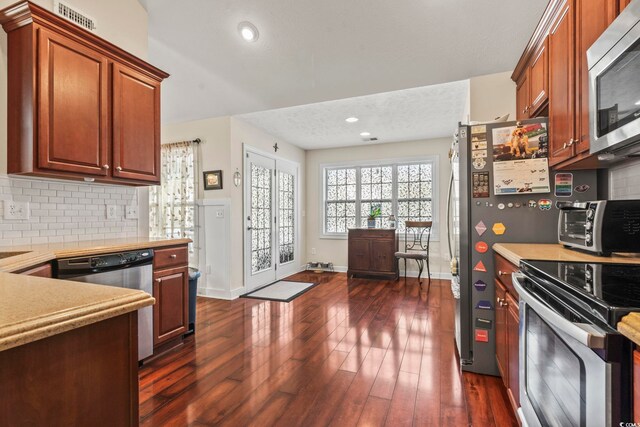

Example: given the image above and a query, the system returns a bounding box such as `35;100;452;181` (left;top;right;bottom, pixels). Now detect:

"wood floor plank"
139;275;518;426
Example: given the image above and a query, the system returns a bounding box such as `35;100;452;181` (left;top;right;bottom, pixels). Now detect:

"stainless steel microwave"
588;0;640;156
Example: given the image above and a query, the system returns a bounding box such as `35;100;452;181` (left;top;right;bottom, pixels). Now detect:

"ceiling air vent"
362;137;378;142
53;1;97;31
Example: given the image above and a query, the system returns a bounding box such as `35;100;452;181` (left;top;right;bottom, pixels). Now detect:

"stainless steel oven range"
513;260;638;427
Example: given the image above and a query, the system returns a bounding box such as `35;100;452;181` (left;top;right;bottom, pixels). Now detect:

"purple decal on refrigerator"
474;280;487;291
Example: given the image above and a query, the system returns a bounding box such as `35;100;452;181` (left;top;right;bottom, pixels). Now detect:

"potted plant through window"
367;204;382;228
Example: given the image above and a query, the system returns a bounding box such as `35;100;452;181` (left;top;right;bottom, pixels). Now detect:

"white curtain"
149;142;197;262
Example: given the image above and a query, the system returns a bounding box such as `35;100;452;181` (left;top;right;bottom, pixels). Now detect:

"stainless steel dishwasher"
55;250;154;361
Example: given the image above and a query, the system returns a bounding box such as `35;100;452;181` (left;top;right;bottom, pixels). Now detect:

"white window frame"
320;156;440;241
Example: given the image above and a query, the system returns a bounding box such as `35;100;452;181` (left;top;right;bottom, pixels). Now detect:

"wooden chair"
395;221;432;289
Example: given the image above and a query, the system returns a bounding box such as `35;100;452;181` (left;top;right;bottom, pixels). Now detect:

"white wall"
305;137;452;278
161;116;306;298
469;71;516;123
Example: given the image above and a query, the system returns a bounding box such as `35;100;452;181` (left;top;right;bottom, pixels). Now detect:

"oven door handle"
512;272;607;350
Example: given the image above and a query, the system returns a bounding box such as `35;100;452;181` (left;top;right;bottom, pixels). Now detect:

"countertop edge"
0;292;154;352
0;238;191;273
618;314;640;347
492;244;522;266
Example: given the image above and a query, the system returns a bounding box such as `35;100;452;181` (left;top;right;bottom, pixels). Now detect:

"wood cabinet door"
370;239;395;273
495;279;508;387
548;1;576;166
516;73;530;120
348;238;371;271
20;263;52;278
153;267;188;346
112;63;161;183
529;39;549;116
506;292;520;409
620;0;632;12
38;28;109;176
575;0;617;155
634;350;640;422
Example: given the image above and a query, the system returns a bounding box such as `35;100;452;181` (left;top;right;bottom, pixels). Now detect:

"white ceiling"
235;80;470;149
145;0;548;125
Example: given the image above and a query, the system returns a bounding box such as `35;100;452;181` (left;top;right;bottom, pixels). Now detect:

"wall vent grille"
53;1;97;31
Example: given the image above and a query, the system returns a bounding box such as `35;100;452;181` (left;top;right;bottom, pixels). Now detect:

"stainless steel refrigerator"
447;118;597;375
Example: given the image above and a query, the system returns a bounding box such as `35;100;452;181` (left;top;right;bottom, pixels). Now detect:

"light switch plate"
4;200;29;220
215;209;224;218
106;204;117;220
125;205;138;219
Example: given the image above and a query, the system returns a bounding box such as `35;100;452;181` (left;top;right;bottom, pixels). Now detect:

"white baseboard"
197;287;245;300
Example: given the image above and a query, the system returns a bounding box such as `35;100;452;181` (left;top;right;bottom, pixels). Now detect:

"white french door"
244;148;299;291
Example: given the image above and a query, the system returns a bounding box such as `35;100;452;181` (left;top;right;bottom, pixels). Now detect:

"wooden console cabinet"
347;228;399;280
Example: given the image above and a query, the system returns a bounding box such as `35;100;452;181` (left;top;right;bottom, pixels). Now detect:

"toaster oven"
558;200;640;255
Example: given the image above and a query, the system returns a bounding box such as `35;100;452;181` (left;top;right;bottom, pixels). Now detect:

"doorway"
243;147;299;291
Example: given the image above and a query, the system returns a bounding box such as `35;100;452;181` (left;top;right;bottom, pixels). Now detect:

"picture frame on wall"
203;170;223;190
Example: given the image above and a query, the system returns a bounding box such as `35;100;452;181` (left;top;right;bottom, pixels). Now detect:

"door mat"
241;280;318;302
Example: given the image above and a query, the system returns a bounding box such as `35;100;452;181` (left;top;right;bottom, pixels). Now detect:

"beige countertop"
492;243;640;266
0;272;154;352
0;237;191;273
0;237;189;352
493;242;640;346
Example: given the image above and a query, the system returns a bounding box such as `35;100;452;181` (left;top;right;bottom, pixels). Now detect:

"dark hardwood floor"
139;272;517;426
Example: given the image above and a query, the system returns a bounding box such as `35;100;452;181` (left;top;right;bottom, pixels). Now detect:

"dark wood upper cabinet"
516;73;530;120
0;1;168;185
512;0;626;170
548;1;575;166
112;63;161;183
574;0;617;156
529;39;549;116
37;28;110;176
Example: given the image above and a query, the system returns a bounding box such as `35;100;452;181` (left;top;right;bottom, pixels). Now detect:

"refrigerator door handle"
446;167;454;259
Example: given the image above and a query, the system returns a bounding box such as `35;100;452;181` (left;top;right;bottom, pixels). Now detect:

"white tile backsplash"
609;158;640;200
0;175;139;247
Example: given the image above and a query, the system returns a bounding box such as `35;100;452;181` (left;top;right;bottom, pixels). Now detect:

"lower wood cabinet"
18;262;52;278
152;245;189;352
494;253;521;416
347;228;399;280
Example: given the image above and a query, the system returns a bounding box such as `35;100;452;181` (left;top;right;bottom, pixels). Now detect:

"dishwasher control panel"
55;250;154;277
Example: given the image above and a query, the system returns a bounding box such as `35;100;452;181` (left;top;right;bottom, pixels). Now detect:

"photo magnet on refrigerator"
473;280;487;291
473;261;487;272
475;221;487;236
554;173;573;197
475;241;488;253
475;300;493;310
475;318;493;330
475;329;489;343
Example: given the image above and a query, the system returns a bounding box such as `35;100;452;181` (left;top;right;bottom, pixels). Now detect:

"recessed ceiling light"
360;132;371;137
238;21;259;42
345;117;359;123
636;100;640;106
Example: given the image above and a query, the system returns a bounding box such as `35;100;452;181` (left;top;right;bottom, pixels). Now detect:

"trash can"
187;267;201;335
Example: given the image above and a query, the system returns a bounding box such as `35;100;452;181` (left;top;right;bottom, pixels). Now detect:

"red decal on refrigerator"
473;261;487;272
475;329;489;342
475;241;488;253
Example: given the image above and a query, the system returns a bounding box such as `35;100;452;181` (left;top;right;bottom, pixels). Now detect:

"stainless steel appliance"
448;119;597;375
558;199;640;255
514;260;636;426
55;250;154;361
588;0;640;157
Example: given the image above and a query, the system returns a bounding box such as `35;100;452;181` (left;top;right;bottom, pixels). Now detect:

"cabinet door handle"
155;278;161;283
103;164;110;170
169;254;177;259
498;270;508;276
567;139;575;147
563;142;568;149
116;166;122;171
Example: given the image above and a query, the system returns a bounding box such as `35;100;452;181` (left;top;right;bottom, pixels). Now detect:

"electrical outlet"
125;205;138;219
106;205;117;220
215;209;224;218
3;200;29;220
311;247;317;255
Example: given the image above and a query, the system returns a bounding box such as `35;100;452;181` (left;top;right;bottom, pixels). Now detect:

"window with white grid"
322;158;437;237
